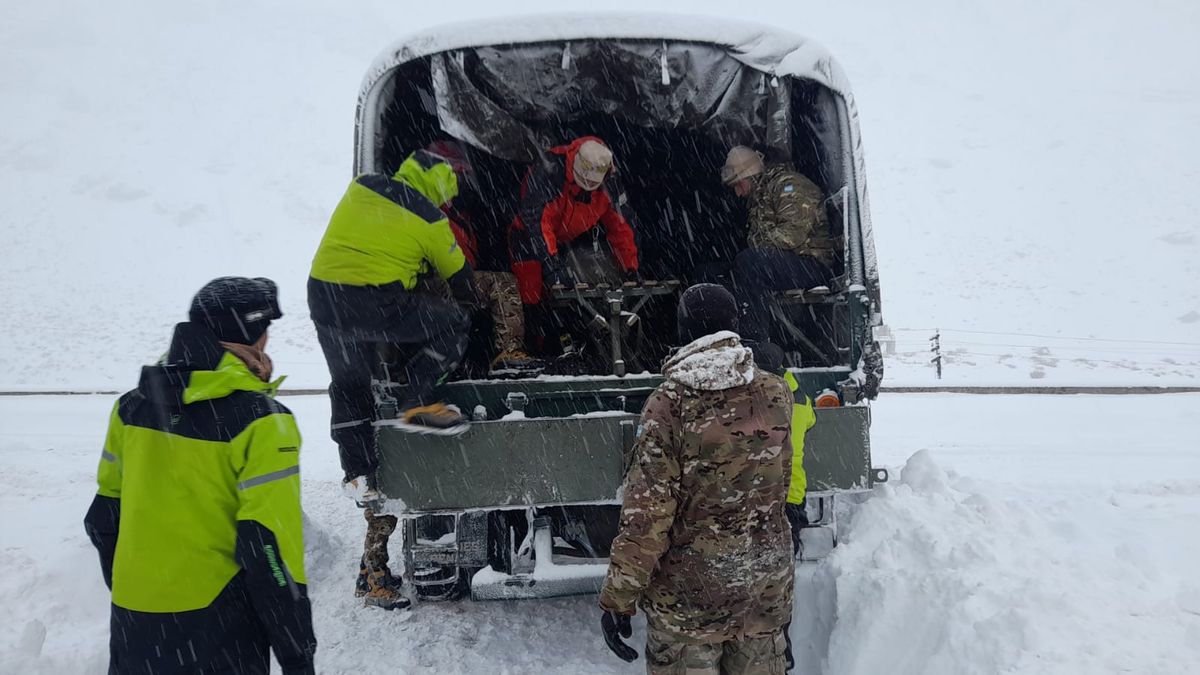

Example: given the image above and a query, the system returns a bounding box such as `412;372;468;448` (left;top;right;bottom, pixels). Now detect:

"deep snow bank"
818;451;1200;675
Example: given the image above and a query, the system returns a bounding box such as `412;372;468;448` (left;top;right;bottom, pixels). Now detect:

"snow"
3;392;1199;673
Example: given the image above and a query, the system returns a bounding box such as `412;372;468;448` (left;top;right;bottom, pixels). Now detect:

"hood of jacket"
136;322;283;409
549;135;609;192
662;330;756;391
393;152;459;207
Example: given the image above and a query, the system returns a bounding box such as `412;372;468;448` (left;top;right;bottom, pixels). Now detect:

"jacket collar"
136;323;284;406
662;331;757;391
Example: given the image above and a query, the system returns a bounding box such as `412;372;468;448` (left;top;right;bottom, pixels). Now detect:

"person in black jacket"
84;277;316;674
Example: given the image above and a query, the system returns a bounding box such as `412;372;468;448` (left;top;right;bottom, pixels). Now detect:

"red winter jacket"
510;137;639;303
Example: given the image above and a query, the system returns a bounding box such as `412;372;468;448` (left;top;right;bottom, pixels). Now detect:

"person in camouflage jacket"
599;284;795;674
721;146;840;341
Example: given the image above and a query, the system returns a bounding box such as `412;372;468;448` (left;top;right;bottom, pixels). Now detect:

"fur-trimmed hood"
662;331;756;391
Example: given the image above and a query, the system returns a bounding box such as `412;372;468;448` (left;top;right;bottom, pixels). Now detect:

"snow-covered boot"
342;474;383;509
392;402;469;435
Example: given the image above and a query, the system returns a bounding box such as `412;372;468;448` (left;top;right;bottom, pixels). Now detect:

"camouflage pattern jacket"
747;165;838;265
599;331;795;642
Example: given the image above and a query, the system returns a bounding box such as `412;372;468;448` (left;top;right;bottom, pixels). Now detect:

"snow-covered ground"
2;392;1197;674
2;0;1198;389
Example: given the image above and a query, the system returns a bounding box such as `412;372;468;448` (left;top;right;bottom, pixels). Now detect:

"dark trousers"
732;248;831;341
108;584;272;675
313;292;468;480
782;500;808;672
785;501;808;557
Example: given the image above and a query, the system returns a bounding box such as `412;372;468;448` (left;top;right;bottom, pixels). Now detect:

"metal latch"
505;392;528;413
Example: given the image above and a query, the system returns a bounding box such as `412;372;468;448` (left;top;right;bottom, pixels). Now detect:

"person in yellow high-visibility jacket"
746;340;817;556
743;343;817;673
84;277;316;674
782;370;817;556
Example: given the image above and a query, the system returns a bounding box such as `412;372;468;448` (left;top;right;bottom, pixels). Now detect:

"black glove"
601;610;638;662
623;268;644;285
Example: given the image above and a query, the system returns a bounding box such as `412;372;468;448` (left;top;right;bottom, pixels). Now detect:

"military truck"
353;15;887;601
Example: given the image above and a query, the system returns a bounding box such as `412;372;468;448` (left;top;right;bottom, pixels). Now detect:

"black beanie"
677;283;739;344
188;277;282;345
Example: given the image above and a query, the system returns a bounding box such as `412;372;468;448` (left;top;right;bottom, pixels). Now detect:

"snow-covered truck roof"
360;13;853;99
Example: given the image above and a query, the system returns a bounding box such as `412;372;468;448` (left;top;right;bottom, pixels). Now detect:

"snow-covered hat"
721;145;765;184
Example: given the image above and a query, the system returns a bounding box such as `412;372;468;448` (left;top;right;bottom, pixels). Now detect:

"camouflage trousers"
363;510;397;572
421;270;524;354
645;628;788;675
475;271;524;353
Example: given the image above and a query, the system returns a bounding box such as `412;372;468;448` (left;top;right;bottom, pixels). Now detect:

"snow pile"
819;450;1200;674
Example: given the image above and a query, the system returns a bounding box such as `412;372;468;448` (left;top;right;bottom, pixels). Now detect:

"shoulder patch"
356;174;445;224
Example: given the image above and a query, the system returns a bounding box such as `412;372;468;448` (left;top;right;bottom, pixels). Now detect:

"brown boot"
358;512;409;609
354;560;402;598
362;569;411;610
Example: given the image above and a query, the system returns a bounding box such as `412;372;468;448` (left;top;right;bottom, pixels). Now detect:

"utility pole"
930;329;943;380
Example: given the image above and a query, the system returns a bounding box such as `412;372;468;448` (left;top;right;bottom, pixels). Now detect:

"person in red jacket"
509;136;640;305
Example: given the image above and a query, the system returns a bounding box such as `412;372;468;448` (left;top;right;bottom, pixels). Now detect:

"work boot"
395;402;469;434
361;568;412;610
355;561;403;597
489;348;545;375
342;475;383;509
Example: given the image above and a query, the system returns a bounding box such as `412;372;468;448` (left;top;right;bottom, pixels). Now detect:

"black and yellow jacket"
746;340;816;504
83;322;316;674
308;151;474;331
